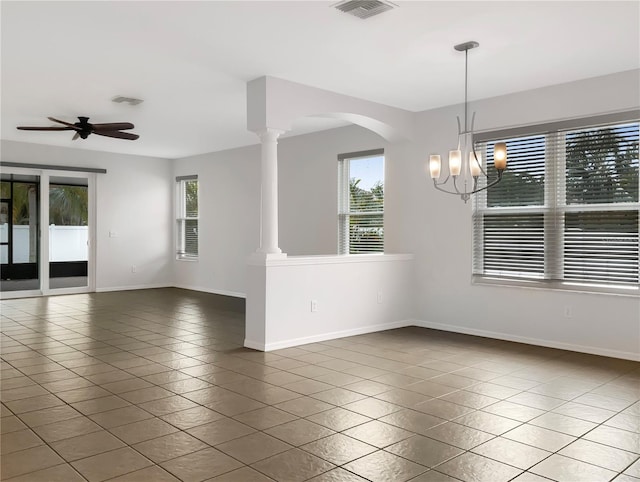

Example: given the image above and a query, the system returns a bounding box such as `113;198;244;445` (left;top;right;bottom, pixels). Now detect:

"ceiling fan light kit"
17;116;139;141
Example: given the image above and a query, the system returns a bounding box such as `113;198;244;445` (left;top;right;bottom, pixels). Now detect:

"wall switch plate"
311;300;318;312
564;305;572;318
131;265;137;273
377;291;383;304
109;231;117;237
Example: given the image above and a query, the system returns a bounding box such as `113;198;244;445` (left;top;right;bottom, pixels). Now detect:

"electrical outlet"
131;265;137;273
109;231;117;238
311;300;318;312
377;291;383;304
564;305;572;318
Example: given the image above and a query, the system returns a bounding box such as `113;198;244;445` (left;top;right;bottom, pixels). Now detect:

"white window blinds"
473;112;639;291
176;176;198;259
338;150;384;254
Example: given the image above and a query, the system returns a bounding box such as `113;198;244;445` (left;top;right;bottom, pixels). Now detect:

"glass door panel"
49;178;88;289
0;176;40;292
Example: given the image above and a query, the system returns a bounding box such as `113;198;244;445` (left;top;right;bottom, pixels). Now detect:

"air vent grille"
334;0;396;19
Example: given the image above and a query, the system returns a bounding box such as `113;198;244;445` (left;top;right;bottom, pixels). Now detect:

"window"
338;149;384;254
473;113;639;293
176;176;198;259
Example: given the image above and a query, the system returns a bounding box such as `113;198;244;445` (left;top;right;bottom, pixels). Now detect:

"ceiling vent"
333;0;397;19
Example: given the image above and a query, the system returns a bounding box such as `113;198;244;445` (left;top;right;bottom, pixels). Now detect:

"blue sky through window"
350;155;384;190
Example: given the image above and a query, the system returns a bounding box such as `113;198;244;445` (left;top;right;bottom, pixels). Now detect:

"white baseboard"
95;283;171;293
245;320;412;352
172;284;246;299
412;319;640;362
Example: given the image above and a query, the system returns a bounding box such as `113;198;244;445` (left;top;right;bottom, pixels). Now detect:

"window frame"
472;111;640;296
175;175;198;261
337;149;385;255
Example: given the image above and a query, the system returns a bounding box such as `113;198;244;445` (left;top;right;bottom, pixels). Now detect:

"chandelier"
428;41;507;203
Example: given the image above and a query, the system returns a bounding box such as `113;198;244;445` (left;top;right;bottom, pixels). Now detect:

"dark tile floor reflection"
1;288;638;481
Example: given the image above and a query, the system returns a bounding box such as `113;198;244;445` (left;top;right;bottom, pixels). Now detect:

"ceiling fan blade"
17;126;75;131
92;122;134;131
93;130;139;141
47;117;81;130
72;132;80;141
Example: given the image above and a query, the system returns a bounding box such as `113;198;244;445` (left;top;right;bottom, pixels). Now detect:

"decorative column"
256;128;286;257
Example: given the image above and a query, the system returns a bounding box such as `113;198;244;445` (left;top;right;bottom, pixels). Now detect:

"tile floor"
1;288;639;482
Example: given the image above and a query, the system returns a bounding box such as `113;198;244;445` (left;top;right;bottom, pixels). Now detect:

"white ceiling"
2;1;638;159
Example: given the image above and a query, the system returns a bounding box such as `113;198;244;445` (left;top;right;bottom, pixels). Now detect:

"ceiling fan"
17;116;139;141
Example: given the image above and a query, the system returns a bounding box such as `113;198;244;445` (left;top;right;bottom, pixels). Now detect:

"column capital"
255;128;286;143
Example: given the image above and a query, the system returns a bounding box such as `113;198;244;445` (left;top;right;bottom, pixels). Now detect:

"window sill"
472;275;639;297
176;256;198;262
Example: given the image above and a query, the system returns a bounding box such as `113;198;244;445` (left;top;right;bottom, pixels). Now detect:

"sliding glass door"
0;167;95;297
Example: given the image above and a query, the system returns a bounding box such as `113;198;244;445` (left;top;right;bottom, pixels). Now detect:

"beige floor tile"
437;452;523;482
50;430;125;461
454;410;522;435
161;405;225;429
0;415;27;434
0;445;64;479
89;405;154;429
378;409;445;435
119;386;174;404
424;421;495;450
133;431;208;462
559;438;639;472
472;436;551;470
107;465;181;481
265;418;335;446
71;446;153;481
71;395;131;415
251;448;335;482
343;420;414;448
1;428;44;454
233;406;298;430
109;416;178;444
301;433;377;465
137;394;199;416
503;424;576;452
161;447;243;482
187;417;256;445
343;397;403;418
386;434;463;467
5;394;65;414
32;415;103;443
343;449;428;482
531;454;617;482
3;463;86;481
306;407;371;431
306;467;369;481
206;466;277;481
584;425;640;453
482;400;546;422
217;431;292;464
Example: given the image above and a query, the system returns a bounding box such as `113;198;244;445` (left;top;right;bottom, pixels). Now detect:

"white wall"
172;144;261;297
246;254;414;351
386;70;640;359
173;125;389;295
1;140;174;290
278;126;388;255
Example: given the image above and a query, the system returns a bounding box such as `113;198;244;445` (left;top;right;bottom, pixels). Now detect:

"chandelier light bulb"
429;155;442;179
449;150;462;176
494;142;507;170
469;151;482;177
